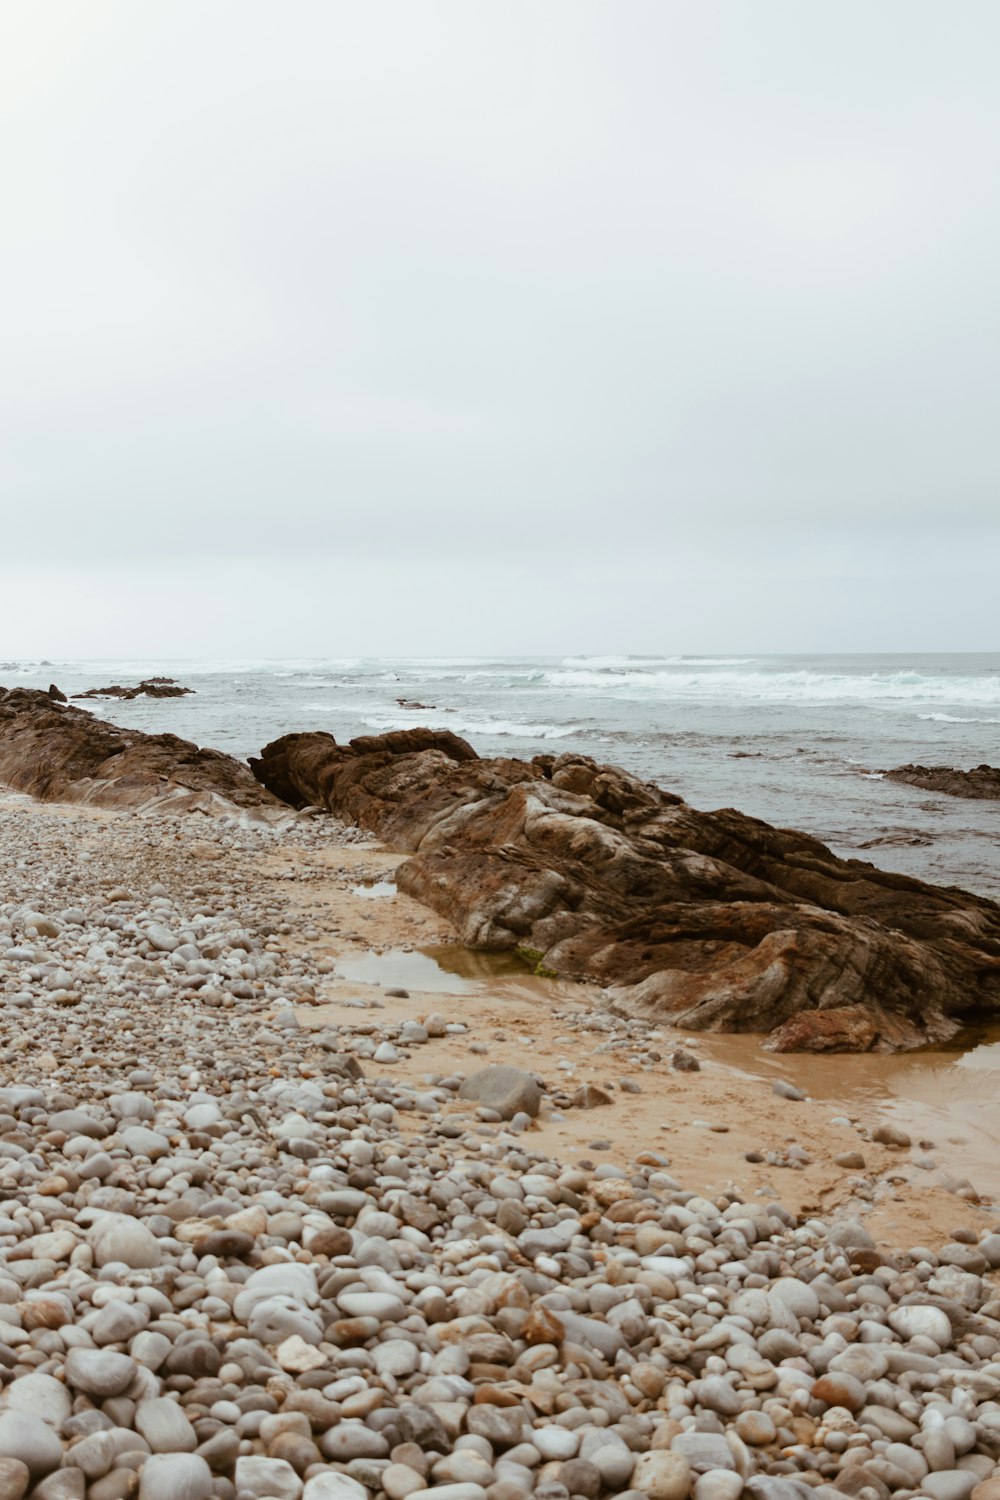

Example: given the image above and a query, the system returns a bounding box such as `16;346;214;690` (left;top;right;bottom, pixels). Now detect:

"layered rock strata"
0;687;280;816
886;763;1000;800
252;730;1000;1052
73;677;194;700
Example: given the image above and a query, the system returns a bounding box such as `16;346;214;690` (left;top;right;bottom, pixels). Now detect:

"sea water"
6;652;1000;895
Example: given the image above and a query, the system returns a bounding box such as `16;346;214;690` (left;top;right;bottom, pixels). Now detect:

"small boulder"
458;1064;541;1120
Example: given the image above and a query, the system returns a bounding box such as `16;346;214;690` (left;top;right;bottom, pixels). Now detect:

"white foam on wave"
919;712;1000;724
364;666;548;686
561;654;669;669
357;714;576;740
562;654;756;668
544;666;1000;708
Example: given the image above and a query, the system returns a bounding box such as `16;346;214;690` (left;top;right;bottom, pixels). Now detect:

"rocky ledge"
0;688;279;817
72;678;195;701
885;765;1000;801
251;731;1000;1053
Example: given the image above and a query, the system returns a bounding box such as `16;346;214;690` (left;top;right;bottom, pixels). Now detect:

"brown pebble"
523;1306;565;1345
305;1226;353;1257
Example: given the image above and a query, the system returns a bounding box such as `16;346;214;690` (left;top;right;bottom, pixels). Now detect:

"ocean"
5;652;999;897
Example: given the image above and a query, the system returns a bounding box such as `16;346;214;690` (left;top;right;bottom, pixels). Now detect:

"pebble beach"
3;793;1000;1500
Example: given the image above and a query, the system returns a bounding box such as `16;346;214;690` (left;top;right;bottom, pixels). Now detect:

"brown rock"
249;730;1000;1052
267;1431;322;1473
885;762;1000;800
18;1299;70;1330
471;1385;523;1408
523;1305;565;1345
0;688;279;815
559;1459;602;1498
304;1227;353;1258
73;677;194;700
812;1372;866;1412
191;1229;256;1259
571;1084;613;1108
671;1049;701;1071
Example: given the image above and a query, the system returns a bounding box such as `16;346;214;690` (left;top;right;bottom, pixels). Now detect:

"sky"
1;1;998;657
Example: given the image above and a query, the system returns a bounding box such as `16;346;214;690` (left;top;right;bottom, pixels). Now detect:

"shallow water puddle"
332;943;544;995
700;1025;1000;1199
350;880;398;899
333;947;477;994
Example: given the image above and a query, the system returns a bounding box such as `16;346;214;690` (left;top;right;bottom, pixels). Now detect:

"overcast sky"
2;1;998;657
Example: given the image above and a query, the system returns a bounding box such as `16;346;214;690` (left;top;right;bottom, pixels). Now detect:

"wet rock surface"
72;680;195;702
250;731;1000;1052
0;689;279;816
884;765;1000;802
1;795;1000;1499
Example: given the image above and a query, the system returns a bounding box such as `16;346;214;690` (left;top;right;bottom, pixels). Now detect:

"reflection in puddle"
334;948;478;994
333;943;555;995
350;881;397;899
426;944;534;983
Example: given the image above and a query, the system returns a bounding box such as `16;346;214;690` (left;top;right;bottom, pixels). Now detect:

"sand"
3;790;994;1253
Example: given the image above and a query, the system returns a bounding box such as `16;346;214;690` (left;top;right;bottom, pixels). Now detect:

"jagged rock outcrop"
0;688;280;816
72;677;194;700
252;729;1000;1052
886;763;1000;800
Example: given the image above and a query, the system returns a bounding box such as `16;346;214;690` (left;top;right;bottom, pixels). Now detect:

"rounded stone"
632;1451;693;1500
0;1414;63;1481
692;1377;741;1416
139;1453;214;1500
812;1372;866;1413
923;1475;978;1500
87;1214;162;1269
769;1277;820;1322
234;1455;303;1499
734;1411;776;1446
558;1459;602;1499
134;1398;198;1453
2;1372;72;1427
534;1427;580;1461
0;1458;30;1500
383;1467;426;1500
694;1472;745;1500
301;1476;370;1500
64;1349;138;1398
888;1305;952;1347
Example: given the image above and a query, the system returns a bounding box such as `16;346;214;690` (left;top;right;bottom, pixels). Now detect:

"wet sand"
272;836;1000;1251
4;789;996;1251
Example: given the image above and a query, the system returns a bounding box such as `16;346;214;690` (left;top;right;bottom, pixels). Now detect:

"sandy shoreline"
263;828;997;1252
2;789;985;1251
5;787;1000;1500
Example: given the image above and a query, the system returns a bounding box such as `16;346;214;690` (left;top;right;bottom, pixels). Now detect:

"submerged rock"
251;729;1000;1052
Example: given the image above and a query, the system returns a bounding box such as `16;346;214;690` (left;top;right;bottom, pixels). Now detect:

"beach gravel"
1;790;1000;1500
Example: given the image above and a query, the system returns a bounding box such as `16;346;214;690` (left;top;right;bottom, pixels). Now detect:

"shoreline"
4;790;993;1240
3;788;1000;1500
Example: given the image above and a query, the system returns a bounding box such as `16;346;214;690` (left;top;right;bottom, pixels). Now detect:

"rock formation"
885;762;1000;800
251;729;1000;1052
72;677;194;700
0;687;280;816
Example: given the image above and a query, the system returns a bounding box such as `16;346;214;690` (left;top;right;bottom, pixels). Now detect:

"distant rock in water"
885;763;1000;800
0;687;279;816
73;677;194;700
251;728;1000;1053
